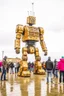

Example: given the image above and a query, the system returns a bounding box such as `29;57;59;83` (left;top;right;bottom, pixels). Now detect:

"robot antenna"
27;11;29;16
32;2;35;16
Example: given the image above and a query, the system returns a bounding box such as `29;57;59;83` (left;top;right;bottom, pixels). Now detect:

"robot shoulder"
38;27;44;34
16;24;24;33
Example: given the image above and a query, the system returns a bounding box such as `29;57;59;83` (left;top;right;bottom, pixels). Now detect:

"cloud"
35;0;64;32
46;17;64;32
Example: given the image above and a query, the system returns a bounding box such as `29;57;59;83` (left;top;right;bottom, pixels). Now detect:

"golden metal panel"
16;24;23;34
27;16;36;25
16;33;21;39
15;39;20;49
22;26;39;41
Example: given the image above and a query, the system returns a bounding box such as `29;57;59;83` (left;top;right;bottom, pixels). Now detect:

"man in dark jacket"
46;57;53;83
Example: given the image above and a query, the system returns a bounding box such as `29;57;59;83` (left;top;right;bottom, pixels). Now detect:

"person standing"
58;56;64;83
14;62;20;73
45;57;53;83
31;62;34;72
17;62;20;72
42;62;46;71
1;56;7;81
9;62;14;74
0;61;2;72
53;59;58;78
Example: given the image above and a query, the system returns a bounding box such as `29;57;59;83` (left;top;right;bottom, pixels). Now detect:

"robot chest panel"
22;26;39;41
29;27;39;37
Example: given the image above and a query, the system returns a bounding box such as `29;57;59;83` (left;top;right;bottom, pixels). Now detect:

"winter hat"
61;56;64;58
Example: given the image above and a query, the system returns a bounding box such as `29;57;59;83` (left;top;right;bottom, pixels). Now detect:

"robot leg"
18;47;30;77
34;48;45;75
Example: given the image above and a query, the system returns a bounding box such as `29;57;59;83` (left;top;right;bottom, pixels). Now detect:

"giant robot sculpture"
14;4;47;77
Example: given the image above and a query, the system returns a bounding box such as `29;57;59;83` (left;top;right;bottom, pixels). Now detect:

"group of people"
0;56;64;84
0;57;20;81
45;56;64;84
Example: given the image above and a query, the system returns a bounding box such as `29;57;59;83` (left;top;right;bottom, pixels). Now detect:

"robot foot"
18;60;31;77
34;61;46;75
21;70;30;77
18;70;30;77
34;69;45;75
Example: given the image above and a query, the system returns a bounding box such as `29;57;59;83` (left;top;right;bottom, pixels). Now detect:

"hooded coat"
0;61;2;67
58;58;64;71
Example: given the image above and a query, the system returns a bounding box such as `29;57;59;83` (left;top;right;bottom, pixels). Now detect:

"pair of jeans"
15;67;18;73
60;71;64;83
10;68;14;74
1;67;6;80
46;70;53;83
54;69;58;78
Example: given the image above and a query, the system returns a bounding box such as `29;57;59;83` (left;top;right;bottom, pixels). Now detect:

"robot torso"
22;26;39;42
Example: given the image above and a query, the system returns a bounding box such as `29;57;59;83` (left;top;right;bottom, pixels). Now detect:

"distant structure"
7;58;21;63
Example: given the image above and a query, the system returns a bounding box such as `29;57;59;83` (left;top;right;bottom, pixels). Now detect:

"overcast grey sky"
0;0;64;61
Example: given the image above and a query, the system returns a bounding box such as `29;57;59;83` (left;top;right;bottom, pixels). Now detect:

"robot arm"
14;24;24;54
39;27;47;55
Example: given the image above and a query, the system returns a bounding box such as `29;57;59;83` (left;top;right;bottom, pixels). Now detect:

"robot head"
27;16;36;25
27;3;36;25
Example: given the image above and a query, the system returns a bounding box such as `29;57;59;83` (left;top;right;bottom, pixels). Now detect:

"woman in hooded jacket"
58;56;64;83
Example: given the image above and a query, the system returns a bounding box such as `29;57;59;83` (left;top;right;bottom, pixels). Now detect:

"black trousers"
0;67;1;72
60;71;64;83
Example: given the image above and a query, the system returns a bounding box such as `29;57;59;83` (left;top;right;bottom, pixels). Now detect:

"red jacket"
58;58;64;71
0;61;2;67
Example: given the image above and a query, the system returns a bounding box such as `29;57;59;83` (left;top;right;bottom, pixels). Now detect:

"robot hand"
44;51;47;56
15;48;20;54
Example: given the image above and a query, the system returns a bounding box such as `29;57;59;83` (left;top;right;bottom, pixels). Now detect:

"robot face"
27;16;36;25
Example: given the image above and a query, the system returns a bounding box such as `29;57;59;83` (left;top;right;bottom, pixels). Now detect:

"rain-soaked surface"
0;72;64;96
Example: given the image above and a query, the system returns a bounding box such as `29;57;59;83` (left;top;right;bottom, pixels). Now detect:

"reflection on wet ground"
0;72;64;96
